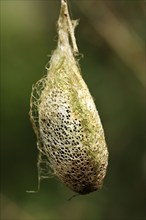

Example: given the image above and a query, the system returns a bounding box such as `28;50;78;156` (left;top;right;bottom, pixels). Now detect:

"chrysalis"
29;0;108;195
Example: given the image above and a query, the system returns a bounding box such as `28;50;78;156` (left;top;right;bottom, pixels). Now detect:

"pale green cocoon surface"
29;0;108;195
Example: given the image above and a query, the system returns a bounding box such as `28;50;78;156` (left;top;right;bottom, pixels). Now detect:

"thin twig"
60;0;79;54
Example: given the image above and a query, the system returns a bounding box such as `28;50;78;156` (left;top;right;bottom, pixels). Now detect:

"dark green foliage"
1;1;145;220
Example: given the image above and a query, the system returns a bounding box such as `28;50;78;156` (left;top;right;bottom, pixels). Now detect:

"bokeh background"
0;0;145;220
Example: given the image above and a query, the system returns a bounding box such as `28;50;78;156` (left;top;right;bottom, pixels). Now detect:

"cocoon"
29;0;108;194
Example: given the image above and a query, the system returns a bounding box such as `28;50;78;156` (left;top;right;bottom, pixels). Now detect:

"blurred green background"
0;1;145;220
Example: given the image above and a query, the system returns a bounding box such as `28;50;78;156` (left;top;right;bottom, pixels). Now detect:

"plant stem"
59;0;79;54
